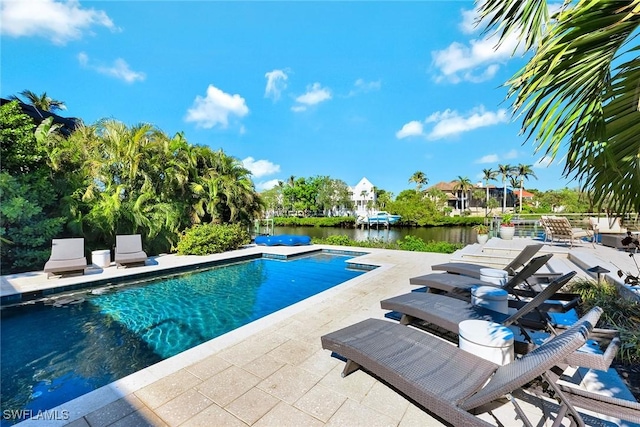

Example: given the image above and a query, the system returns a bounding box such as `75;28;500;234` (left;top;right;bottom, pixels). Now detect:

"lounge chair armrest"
560;382;640;423
563;336;621;371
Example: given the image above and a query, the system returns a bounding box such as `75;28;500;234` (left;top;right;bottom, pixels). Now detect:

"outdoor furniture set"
540;215;639;251
321;246;639;426
43;234;148;278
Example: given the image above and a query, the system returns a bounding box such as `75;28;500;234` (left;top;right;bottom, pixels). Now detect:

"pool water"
1;252;368;424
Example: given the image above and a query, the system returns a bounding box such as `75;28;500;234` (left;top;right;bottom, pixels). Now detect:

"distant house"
426;181;516;212
426;181;459;209
350;177;376;217
0;98;81;136
514;189;535;201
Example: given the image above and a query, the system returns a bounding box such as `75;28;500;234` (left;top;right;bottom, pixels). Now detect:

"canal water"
274;225;476;245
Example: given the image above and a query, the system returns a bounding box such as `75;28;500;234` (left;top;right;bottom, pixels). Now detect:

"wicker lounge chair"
115;234;148;268
321;307;637;426
432;243;544;278
381;272;621;371
410;254;553;300
545;217;594;248
43;238;87;278
432;244;563;283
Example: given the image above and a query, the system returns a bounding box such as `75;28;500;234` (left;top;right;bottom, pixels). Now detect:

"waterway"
274;225;477;245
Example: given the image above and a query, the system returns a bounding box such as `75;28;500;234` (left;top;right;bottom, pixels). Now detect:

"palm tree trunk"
485;185;489;217
502;180;507;213
519;179;524;213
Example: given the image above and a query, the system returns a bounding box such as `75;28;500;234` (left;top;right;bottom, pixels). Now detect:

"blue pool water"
1;252;368;425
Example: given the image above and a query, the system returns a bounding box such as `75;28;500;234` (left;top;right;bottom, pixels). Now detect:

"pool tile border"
1;247;375;306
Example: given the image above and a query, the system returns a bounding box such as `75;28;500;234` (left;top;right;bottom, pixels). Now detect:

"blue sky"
1;0;574;197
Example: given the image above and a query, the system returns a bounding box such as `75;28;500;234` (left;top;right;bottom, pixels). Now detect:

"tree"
515;164;538;213
482;168;498;217
12;90;66;112
453;176;473;213
0;102;66;273
426;188;448;213
375;189;393;211
479;0;640;213
408;171;428;192
498;164;515;213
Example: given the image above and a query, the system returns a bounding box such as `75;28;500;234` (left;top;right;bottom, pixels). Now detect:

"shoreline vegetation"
312;234;465;254
271;215;484;228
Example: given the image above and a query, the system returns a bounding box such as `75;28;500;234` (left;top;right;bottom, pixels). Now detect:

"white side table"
91;249;111;268
459;320;514;365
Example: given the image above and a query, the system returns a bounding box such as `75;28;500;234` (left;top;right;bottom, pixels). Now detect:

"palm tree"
359;190;369;214
453;176;473;212
478;0;640;213
498;164;515;213
408;171;428;192
515;164;538;213
13;90;66;112
482;168;498;217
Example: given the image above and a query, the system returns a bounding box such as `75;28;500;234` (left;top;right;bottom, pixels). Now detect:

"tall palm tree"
498;164;515;213
478;0;640;213
515;164;538;213
453;176;473;212
408;171;428;192
13;90;66;112
482;168;498;217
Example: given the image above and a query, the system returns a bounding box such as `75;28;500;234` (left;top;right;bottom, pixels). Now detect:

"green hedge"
313;234;463;254
273;215;483;228
176;223;250;255
272;216;356;227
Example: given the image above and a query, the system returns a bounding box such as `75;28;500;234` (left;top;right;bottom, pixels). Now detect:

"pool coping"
1;246;371;306
8;245;392;426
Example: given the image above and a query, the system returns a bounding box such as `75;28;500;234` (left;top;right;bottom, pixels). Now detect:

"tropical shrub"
567;279;640;364
176;223;250;255
0;102;67;273
321;234;353;246
312;234;463;254
397;236;463;253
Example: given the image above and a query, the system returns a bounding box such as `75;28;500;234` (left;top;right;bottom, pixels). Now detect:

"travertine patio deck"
3;239;638;427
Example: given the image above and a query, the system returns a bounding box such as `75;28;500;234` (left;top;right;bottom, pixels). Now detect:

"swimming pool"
1;252;370;425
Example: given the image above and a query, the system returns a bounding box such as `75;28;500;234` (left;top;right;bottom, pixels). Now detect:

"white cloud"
431;35;519;83
475;150;519;164
503;149;519;159
397;106;508;140
395;121;424;139
425;106;509;140
295;83;332;106
348;78;381;96
431;4;528;84
242;157;280;178
185;85;249;129
291;105;307;112
78;52;145;83
475;154;499;164
264;69;288;101
459;7;478;34
256;179;280;191
0;0;116;45
78;51;89;66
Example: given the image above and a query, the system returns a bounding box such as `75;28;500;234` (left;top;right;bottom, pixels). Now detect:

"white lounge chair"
43;238;87;278
115;234;148;268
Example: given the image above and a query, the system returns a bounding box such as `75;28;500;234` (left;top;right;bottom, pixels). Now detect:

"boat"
358;211;402;225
